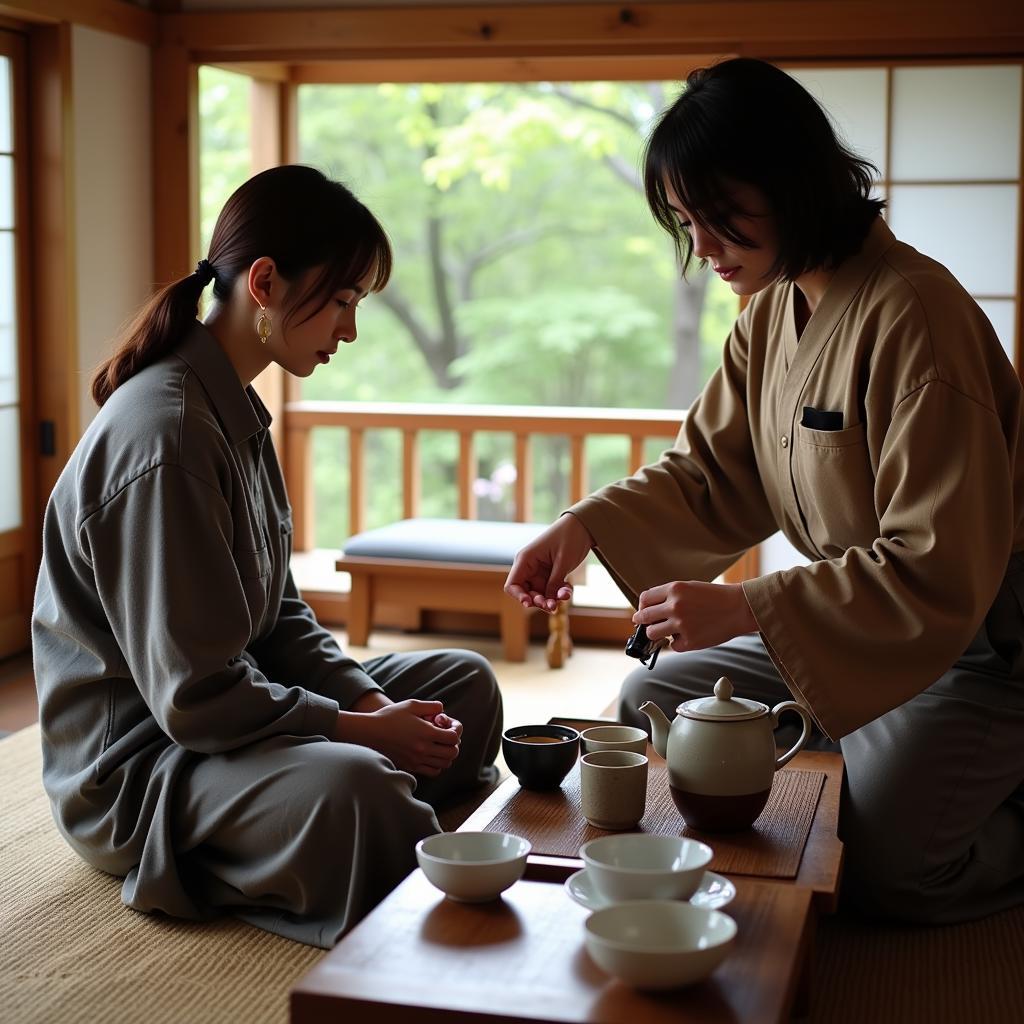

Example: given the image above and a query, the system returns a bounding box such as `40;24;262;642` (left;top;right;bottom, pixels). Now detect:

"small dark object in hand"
625;622;663;671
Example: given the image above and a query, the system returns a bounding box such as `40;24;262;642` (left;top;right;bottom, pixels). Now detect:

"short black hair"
644;58;885;280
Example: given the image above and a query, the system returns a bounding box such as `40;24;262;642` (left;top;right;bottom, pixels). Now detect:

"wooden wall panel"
0;544;27;656
152;39;198;286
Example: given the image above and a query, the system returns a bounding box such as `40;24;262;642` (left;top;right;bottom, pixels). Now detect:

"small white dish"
565;868;735;912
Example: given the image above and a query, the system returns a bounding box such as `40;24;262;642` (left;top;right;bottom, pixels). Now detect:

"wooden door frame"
0;26;36;656
27;21;75;537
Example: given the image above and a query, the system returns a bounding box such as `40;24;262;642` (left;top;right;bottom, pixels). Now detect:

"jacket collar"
783;216;899;367
175;321;270;444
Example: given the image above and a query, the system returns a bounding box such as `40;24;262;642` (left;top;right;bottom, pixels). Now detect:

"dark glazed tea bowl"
502;724;581;790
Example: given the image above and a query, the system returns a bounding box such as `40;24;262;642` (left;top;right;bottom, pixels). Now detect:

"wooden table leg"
346;573;372;646
499;600;529;662
791;906;817;1020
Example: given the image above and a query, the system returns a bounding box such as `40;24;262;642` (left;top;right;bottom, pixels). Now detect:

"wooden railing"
283;401;685;552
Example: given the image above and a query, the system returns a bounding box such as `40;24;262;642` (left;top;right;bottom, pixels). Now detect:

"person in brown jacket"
33;166;502;948
507;58;1024;924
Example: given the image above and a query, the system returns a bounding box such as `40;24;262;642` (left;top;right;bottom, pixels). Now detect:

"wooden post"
402;428;420;520
629;436;646;474
722;548;761;584
151;37;197;285
345;571;372;646
458;431;476;520
569;435;587;504
281;77;299;164
285;424;314;551
250;76;281;173
28;23;76;514
248;75;287;456
499;599;528;663
348;427;365;536
514;432;533;523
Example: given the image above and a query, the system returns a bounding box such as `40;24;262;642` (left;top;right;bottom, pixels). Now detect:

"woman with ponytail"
32;165;502;947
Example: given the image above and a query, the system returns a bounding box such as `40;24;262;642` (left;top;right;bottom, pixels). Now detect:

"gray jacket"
32;322;380;885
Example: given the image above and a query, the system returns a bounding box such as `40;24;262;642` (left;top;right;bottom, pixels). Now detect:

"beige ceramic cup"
581;725;648;756
580;750;649;830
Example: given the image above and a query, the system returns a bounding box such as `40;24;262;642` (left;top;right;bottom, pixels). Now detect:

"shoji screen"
887;65;1021;362
0;49;16;535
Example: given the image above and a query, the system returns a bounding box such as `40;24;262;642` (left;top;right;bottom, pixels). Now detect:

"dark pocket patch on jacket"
801;407;844;431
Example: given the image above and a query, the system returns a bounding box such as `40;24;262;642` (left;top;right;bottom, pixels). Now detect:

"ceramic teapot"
639;676;812;832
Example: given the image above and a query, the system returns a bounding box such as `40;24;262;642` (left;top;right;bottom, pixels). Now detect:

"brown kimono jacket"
571;218;1024;741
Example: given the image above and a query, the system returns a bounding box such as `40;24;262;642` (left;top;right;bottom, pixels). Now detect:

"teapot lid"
676;677;767;722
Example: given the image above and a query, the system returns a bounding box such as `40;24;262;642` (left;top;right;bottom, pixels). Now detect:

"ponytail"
91;262;214;407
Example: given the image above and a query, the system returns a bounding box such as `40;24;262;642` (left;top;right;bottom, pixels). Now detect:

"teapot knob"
713;676;734;701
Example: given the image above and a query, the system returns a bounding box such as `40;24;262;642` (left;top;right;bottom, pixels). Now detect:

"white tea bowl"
580;834;713;902
416;831;531;902
584;900;737;990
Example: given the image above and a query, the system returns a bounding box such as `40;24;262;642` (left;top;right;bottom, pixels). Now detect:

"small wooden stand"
337;554;572;667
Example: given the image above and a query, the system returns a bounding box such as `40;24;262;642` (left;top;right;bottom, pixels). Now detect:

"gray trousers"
618;616;1024;925
166;649;502;948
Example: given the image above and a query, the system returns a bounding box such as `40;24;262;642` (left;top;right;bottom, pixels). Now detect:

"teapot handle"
771;701;813;770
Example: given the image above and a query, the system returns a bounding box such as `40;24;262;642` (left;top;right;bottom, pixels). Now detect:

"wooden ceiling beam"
285;54;718;85
164;2;1024;62
205;61;289;83
0;0;156;45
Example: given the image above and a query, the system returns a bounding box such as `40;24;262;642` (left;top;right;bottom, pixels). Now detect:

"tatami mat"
810;903;1024;1023
6;636;1023;1023
0;725;324;1024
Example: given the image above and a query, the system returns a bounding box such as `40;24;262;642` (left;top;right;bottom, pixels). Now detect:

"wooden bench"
337;518;575;667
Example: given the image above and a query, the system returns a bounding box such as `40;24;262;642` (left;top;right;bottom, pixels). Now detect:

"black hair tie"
194;259;215;286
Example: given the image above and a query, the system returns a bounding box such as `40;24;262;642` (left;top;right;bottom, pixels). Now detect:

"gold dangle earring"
256;303;273;345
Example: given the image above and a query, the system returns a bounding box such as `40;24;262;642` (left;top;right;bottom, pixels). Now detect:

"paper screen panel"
0;231;14;406
888;184;1017;296
0;405;20;530
976;298;1016;363
788;67;887;176
891;65;1021;181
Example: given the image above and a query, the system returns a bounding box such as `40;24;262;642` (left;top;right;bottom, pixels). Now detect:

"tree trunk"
667;271;709;409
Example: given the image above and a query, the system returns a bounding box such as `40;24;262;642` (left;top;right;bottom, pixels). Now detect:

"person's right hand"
335;699;461;777
504;513;593;613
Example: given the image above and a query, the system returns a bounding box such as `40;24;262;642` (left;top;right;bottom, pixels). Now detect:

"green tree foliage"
199;74;738;544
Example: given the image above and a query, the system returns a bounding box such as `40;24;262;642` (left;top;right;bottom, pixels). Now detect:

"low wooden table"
291;870;814;1024
290;730;844;1023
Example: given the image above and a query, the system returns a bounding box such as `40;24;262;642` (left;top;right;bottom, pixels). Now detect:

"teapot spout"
638;701;670;759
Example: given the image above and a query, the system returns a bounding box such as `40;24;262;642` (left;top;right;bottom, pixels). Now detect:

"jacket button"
780;435;789;448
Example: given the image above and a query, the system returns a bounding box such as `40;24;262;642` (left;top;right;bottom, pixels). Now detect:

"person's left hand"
633;581;758;653
428;711;463;742
346;693;463;774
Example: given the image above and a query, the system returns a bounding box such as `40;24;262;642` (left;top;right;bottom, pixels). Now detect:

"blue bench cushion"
342;518;547;567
